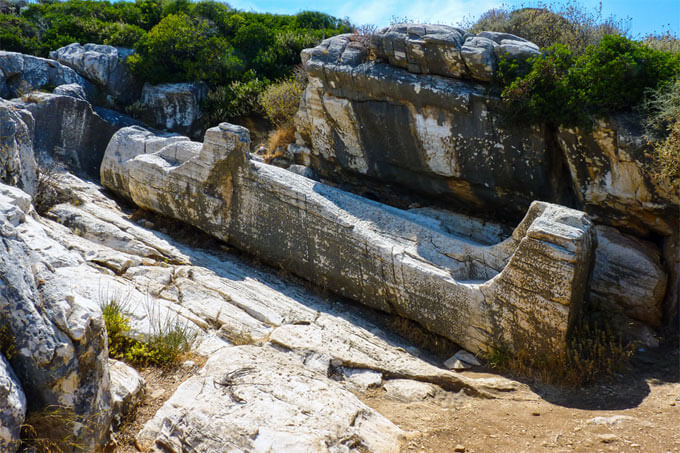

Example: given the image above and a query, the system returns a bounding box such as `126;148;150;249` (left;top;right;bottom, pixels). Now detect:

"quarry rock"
140;82;208;137
137;345;405;453
102;124;595;358
0;182;111;451
591;225;667;327
0;51;97;101
50;43;138;105
296;34;564;218
53;83;88;101
109;359;145;427
0;98;37;196
0;354;26;453
15;92;121;178
557;115;679;237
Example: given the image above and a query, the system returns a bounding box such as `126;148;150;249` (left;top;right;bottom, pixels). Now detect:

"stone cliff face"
294;26;678;332
295;32;567;219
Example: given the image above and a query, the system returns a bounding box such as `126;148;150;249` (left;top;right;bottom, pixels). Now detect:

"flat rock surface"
137;345;405;452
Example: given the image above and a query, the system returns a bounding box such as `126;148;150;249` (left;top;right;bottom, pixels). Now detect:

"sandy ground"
360;344;680;453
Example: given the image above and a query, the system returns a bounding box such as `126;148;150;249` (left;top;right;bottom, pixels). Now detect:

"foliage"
498;35;680;127
0;13;40;53
644;79;680;183
202;76;267;125
644;31;680;55
467;1;631;55
259;77;305;127
2;0;349;88
100;293;194;368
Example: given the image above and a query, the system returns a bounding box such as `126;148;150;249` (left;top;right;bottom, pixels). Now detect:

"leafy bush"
259;77;305;127
126;13;240;85
0;13;40;53
468;2;630;55
499;35;680;127
202;76;267;125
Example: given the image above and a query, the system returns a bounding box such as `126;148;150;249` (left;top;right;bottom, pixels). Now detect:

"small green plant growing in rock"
0;322;16;360
100;290;195;368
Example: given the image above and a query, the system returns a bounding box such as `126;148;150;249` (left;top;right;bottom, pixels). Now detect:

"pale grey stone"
50;43;138;105
136;345;405;452
383;379;437;402
453;349;482;366
53;83;87;100
0;50;97;101
140;82;208;136
109;359;145;427
0;355;26;453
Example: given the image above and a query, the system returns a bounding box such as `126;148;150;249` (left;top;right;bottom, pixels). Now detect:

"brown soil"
359;344;680;453
110;355;206;453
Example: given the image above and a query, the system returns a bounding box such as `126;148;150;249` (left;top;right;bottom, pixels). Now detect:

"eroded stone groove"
102;123;595;357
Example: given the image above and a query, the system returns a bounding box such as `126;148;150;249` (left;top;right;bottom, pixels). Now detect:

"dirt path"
360;345;680;453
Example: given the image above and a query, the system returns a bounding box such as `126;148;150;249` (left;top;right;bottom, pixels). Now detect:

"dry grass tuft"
263;124;296;163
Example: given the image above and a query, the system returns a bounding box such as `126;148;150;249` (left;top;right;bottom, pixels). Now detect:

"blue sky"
226;0;680;38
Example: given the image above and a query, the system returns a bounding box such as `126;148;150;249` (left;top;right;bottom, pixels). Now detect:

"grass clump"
100;293;194;368
20;405;97;453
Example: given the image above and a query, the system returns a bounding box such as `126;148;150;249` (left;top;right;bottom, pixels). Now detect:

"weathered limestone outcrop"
140;82;208;137
557;115;678;237
0;98;37;196
296;33;565;217
368;25;539;82
0;51;97;101
50;43;139;106
102;124;595;357
137;345;405;452
0;183;112;451
13;92;121;178
0;354;26;452
108;359;145;428
591;226;667;327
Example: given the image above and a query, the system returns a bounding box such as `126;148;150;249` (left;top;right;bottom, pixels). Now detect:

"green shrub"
0;13;40;53
202;77;267;125
126;13;241;85
259;77;305;127
499;35;680;127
